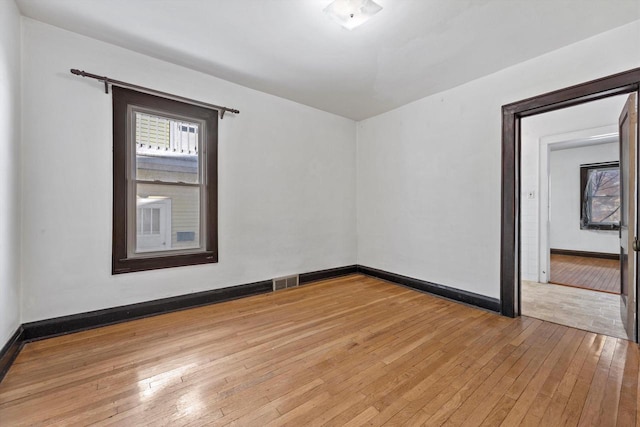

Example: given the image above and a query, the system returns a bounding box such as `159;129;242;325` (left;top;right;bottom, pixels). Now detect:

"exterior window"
580;161;620;231
113;87;218;273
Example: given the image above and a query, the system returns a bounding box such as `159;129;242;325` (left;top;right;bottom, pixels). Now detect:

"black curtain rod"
70;69;239;119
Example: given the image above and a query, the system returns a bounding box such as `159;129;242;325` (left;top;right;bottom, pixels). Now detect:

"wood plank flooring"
1;274;638;426
550;254;621;294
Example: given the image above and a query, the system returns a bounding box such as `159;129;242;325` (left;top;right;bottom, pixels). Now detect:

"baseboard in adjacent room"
550;248;619;260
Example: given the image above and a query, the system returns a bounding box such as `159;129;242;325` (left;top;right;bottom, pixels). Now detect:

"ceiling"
15;0;640;120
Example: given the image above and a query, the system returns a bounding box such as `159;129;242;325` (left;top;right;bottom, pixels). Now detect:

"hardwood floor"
550;254;621;294
1;274;638;426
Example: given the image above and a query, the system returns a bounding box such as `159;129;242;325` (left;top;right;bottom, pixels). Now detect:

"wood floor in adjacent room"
1;275;638;426
550;254;621;294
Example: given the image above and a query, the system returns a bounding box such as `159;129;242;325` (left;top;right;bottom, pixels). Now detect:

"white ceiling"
15;0;640;120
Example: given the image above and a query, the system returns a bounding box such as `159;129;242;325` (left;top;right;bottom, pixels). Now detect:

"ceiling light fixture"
323;0;383;30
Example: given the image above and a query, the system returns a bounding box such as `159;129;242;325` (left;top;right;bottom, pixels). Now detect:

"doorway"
519;95;627;338
500;68;640;343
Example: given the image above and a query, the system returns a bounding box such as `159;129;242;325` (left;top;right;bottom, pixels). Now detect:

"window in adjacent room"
580;161;620;231
112;87;218;273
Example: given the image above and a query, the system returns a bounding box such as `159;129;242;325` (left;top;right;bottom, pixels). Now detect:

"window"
580;161;620;231
113;87;218;273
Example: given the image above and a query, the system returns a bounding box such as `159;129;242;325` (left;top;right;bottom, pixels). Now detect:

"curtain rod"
70;69;239;119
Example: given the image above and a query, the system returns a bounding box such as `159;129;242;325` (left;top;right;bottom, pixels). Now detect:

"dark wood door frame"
501;67;640;319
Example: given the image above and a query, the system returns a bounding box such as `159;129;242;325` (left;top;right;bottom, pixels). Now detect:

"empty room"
1;0;640;425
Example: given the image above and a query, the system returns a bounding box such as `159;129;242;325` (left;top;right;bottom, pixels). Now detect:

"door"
136;198;172;252
620;92;638;342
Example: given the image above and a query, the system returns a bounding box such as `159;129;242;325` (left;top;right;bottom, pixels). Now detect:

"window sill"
113;251;218;274
580;224;620;231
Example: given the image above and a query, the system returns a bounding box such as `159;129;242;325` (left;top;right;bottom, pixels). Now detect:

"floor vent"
273;275;299;291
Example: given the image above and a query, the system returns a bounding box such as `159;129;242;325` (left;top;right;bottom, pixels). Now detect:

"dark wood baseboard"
0;265;359;383
2;263;500;384
22;280;273;342
550;248;620;260
0;326;24;383
299;265;358;284
357;265;501;313
21;264;499;342
20;265;361;343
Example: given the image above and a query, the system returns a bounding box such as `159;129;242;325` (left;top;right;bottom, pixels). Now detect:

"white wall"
520;95;626;281
357;20;640;299
20;19;357;322
550;143;619;253
14;16;640;321
0;0;22;347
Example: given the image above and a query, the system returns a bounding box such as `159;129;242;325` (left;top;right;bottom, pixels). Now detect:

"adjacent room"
1;0;640;425
520;95;629;339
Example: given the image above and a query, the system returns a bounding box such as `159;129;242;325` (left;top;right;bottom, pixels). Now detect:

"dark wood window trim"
501;67;640;318
112;87;218;274
580;161;620;231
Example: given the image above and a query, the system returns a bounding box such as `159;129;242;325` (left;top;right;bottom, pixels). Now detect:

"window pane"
152;208;160;234
589;169;619;197
142;208;151;234
135;183;201;253
584;166;620;227
591;196;620;223
135;112;200;184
